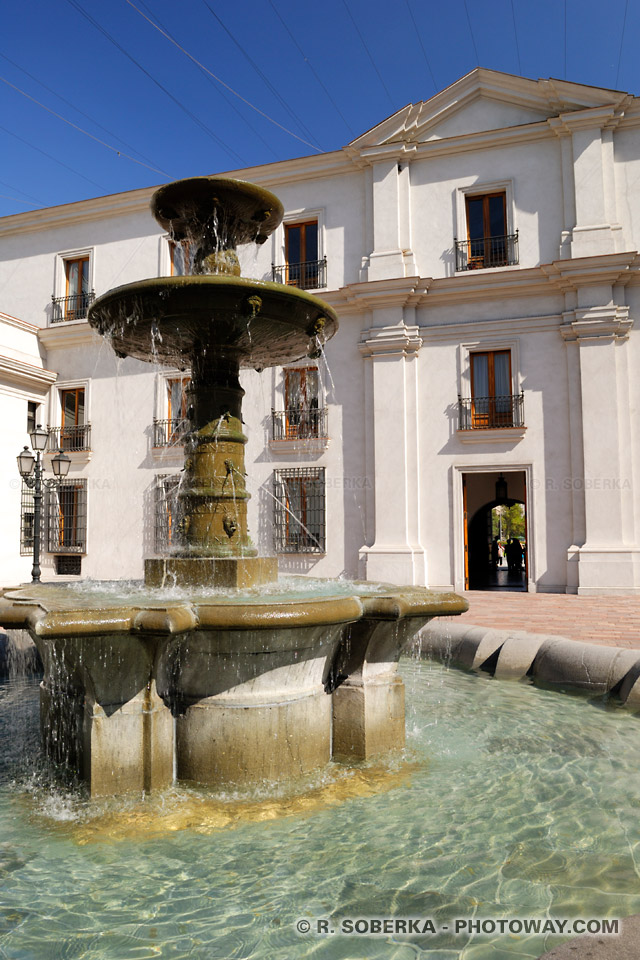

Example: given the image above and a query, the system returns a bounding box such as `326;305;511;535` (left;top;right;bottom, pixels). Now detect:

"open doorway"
463;471;528;591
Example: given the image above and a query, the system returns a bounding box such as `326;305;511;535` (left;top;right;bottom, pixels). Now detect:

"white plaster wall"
410;137;564;277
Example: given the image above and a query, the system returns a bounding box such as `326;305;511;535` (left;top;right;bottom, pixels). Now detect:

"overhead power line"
135;0;280;161
267;0;355;137
64;0;248;166
126;0;323;153
0;75;171;179
510;0;522;75
462;0;480;65
342;0;394;108
0;122;105;190
404;0;438;95
0;51;169;174
202;0;323;150
616;0;629;87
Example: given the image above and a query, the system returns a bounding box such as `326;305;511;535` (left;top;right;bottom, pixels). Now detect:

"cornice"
323;276;431;315
38;320;103;350
359;324;422;358
419;313;563;342
0;354;57;390
323;252;640;320
0;186;157;238
0;311;38;333
560;305;633;341
541;251;639;290
548;101;632;136
0;151;352;239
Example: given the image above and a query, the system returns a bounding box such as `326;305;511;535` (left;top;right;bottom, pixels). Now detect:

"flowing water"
0;656;638;959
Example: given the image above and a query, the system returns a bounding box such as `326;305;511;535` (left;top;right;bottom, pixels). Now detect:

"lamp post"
17;425;71;583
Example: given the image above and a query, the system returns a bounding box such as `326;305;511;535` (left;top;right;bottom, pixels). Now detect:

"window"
155;474;180;552
272;220;326;289
20;481;40;555
27;401;38;435
455;192;518;271
59;388;88;451
55;555;82;576
47;479;87;554
273;468;326;553
470;351;513;428
154;378;190;446
282;367;321;439
51;252;94;323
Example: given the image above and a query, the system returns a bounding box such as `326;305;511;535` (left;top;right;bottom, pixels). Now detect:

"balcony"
51;291;96;323
271;258;327;290
48;424;92;452
272;407;328;442
458;394;525;437
454;232;518;271
152;418;190;448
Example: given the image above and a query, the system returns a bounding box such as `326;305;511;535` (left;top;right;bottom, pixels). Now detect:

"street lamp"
17;425;71;583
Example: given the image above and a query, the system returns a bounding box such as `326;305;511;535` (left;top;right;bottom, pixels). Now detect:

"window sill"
276;551;326;557
454;264;520;276
46;449;92;464
269;437;329;455
457;426;526;443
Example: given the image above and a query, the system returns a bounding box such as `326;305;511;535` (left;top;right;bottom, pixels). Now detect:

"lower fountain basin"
88;275;338;368
0;579;467;796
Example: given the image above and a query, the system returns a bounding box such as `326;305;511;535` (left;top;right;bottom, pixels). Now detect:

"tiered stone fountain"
0;177;466;796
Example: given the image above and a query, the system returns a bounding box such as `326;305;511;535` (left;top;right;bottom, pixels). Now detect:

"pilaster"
560;303;640;593
359;320;427;585
549;106;628;258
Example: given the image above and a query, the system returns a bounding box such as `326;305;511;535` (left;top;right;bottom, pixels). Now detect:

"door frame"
454;463;535;593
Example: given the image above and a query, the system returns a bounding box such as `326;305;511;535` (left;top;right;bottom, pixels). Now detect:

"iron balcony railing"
153;418;190;447
458;394;524;431
272;407;328;441
454;232;519;271
48;424;92;452
271;258;327;290
51;291;95;323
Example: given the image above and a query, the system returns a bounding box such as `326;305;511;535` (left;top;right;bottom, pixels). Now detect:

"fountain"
0;176;467;797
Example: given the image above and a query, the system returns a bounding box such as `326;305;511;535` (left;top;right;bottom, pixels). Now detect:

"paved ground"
447;590;640;650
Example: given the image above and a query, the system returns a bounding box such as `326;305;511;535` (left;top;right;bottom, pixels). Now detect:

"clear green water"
1;660;639;959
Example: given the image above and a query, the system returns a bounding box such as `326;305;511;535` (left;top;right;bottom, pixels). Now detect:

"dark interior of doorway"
468;498;526;591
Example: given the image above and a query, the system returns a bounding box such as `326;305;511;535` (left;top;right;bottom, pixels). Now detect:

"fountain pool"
1;654;638;960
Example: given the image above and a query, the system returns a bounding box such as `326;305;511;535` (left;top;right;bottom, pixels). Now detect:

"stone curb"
418;620;640;707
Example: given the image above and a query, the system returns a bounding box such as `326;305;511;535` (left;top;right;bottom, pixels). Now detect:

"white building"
2;67;640;595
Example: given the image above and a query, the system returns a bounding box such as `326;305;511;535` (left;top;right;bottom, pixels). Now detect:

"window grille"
55;555;82;575
155;474;180;553
20;481;40;556
273;468;326;554
46;479;87;554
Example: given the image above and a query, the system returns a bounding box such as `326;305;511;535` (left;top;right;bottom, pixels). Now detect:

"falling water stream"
0;643;638;959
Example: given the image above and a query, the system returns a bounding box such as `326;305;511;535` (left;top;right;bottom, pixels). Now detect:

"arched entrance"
462;471;528;591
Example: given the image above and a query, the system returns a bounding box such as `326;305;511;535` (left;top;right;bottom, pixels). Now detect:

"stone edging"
417;620;640;707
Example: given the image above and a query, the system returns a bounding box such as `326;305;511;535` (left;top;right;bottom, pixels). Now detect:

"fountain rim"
88;274;339;320
0;583;468;636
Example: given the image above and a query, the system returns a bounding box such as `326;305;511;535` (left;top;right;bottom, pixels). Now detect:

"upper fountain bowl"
151;176;284;249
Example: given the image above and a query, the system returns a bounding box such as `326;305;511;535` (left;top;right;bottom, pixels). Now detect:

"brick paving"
448;590;640;650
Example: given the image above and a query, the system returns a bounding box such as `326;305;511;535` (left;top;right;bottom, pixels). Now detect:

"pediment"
349;68;630;151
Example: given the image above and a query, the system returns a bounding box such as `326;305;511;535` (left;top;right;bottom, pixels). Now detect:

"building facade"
2;68;640;594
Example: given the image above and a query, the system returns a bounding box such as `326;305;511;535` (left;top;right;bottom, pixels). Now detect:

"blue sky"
1;0;637;218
